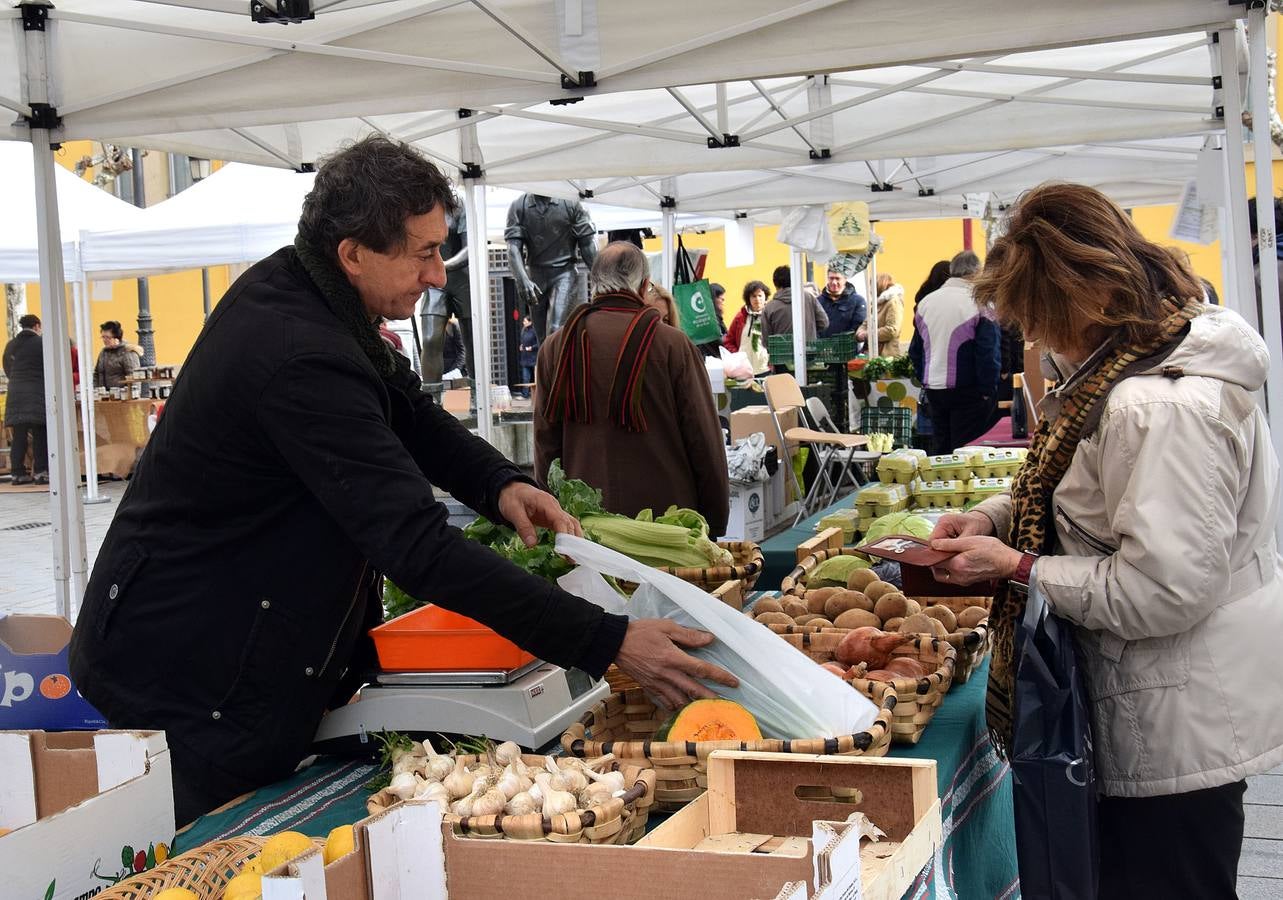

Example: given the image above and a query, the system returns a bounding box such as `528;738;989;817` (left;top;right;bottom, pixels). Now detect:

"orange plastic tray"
370;604;536;672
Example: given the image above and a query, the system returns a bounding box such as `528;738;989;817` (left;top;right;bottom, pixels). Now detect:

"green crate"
859;406;913;448
766;331;857;365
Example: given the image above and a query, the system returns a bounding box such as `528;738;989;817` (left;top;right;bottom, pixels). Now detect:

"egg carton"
911;478;972;509
876;448;928;484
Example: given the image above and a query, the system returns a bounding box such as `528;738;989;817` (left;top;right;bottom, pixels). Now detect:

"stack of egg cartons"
875;448;927;485
853;481;910;533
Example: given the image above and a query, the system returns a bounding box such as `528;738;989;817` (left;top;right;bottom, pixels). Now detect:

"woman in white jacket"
930;183;1283;898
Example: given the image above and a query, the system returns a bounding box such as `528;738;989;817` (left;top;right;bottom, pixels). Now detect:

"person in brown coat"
535;242;730;537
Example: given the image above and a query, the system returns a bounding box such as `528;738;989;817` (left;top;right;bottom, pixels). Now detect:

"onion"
835;626;913;668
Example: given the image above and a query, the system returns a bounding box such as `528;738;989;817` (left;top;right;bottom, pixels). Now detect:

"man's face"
346;207;448;321
826;271;846;296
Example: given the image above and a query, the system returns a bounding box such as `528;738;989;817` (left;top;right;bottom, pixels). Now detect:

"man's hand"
498;481;582;548
929;535;1023;586
930;510;995;541
856;324;868;340
614;619;739;710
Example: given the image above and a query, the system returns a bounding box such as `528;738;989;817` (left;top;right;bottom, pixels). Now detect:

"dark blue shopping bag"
1011;589;1100;899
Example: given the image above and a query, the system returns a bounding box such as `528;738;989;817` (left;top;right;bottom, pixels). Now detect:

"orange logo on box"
39;673;71;699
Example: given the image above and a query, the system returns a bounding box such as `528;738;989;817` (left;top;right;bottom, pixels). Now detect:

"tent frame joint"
24;102;61;131
809;148;832;160
660;195;677;209
578;189;593;199
250;0;315;25
870;181;895;193
706;133;741;149
296;162;315;173
461;162;483;180
918;187;936;197
20;3;50;32
560;71;596;90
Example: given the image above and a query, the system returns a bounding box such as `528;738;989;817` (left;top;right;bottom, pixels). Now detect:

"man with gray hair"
908;249;1001;452
535;242;730;536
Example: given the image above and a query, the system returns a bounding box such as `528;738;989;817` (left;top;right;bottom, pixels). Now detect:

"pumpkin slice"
654;698;762;742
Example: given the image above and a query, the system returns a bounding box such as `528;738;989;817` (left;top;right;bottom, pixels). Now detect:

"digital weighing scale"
313;662;608;755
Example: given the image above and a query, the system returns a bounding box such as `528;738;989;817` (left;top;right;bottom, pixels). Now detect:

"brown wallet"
855;534;999;597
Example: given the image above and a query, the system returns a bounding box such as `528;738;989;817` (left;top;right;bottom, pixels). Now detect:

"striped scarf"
541;292;663;432
986;296;1204;754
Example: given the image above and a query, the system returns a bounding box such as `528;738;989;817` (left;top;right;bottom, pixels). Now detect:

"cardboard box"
721;480;766;542
731;405;798;458
0;615;107;730
0;730;175;900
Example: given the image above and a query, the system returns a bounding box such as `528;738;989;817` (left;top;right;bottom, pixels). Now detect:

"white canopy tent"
4;0;1278;616
75;163;715;279
0;139;141;533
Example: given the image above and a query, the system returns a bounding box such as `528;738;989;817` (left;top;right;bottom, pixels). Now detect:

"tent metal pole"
75;280;105;505
867;240;880;359
461;180;493;444
1248;4;1283;544
790;246;806;385
1217;26;1260;337
201;267;212;318
660;181;677;292
32;134;88;618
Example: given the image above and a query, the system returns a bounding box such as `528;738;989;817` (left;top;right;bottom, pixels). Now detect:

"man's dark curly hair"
297;135;458;260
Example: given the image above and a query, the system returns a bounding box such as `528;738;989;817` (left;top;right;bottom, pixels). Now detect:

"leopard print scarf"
986;296;1204;754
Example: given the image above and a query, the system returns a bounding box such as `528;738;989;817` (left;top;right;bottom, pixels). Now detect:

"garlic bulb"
423;741;453;781
542;757;575;793
415;780;450;805
451;795;475;817
470;787;507;817
529;779;544;806
494;741;523;767
542;786;577;816
505;791;538;816
497;762;524;800
388;771;419;801
444;757;475;799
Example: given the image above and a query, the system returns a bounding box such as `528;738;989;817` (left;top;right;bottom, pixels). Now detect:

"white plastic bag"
555;535;879;740
777;205;837;258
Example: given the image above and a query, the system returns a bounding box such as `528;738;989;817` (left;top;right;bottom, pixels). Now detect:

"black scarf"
294;235;399;380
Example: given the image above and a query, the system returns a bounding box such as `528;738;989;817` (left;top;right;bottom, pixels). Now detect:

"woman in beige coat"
928;183;1283;898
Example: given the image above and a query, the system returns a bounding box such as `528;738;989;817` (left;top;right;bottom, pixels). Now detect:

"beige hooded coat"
975;304;1283;797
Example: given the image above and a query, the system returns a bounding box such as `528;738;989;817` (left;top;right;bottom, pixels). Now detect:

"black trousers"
9;423;47;477
922;387;994;454
1098;780;1246;899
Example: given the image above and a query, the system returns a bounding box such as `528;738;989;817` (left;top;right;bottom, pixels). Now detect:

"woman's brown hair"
973;182;1201;351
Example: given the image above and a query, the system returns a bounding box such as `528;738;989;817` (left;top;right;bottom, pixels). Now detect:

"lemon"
258;831;313;873
153;890;198;900
322;825;355;865
223;870;263;900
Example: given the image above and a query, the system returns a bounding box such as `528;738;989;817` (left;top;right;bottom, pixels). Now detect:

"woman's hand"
614;620;740;710
929;535;1024;586
930;510;995;541
497;481;583;548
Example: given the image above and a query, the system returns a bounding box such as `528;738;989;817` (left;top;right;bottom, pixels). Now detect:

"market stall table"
172;659;1017;900
77;398;153;479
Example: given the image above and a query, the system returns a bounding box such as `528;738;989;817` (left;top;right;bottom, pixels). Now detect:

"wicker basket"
443;753;657;845
657;540;764;593
779;546;868;597
95;836;312;900
560;685;897;812
778;631;956;745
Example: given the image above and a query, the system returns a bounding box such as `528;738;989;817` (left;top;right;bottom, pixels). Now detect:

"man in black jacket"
70;137;734;826
3;314;47;484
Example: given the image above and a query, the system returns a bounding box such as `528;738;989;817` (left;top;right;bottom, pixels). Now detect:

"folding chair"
806;396;880;501
761;374;868;525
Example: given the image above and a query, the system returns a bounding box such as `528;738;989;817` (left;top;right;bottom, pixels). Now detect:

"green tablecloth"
175;658;1019;899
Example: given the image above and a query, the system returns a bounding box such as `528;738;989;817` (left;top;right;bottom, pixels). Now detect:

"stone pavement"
1;482;1280;893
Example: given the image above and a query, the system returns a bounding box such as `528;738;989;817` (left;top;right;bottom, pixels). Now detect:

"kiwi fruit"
753;597;784;615
957;605;989;629
864;580;898;602
883;616;905;632
873;592;913;622
755;611;795;627
781;598;809;620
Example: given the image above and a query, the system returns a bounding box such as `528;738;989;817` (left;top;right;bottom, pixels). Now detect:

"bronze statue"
419;204;473;382
504;194;598;340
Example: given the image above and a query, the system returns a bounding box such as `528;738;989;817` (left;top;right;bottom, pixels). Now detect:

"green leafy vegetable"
864;511;934;545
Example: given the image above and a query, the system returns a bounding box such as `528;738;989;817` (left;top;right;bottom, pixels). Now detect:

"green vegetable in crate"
863;511;933;545
581;515;733;568
653;698;762;742
807;554;872;588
